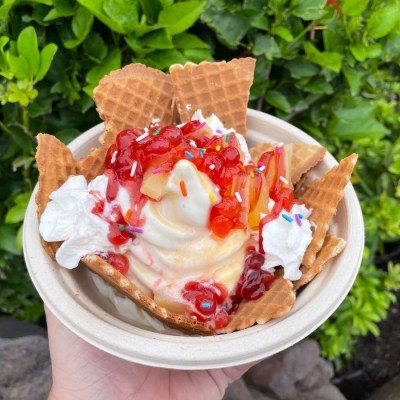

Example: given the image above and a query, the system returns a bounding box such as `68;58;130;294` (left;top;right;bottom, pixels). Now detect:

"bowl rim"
23;109;364;369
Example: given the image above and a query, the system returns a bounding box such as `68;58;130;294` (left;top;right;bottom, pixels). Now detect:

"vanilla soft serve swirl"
126;159;249;296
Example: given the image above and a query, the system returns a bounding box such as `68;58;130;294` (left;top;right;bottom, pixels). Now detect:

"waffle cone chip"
81;255;212;335
301;154;358;268
223;271;295;333
170;58;256;136
293;236;347;291
81;64;175;181
36;134;80;259
250;142;326;185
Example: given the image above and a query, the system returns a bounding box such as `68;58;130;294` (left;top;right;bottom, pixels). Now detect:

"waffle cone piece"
293;236;347;291
250;143;326;185
223;271;296;333
36;134;80;259
81;64;174;181
301;154;358;268
170;58;256;136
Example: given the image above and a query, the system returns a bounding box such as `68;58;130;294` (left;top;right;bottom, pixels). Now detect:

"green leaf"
172;33;209;49
64;7;94;49
0;224;20;255
272;26;293;42
15;192;31;206
340;0;369;16
327;100;390;140
136;49;186;70
77;0;125;34
250;14;269;31
253;35;281;59
83;32;107;61
44;0;77;21
158;1;206;35
86;48;121;85
139;0;162;24
389;155;400;174
7;54;31;80
366;44;382;59
350;43;367;62
36;43;58;81
201;3;250;48
141;29;173;49
292;0;326;20
182;48;213;63
367;2;400;39
305;42;342;72
285;57;319;79
5;205;26;224
265;90;291;113
103;0;139;34
342;64;361;95
17;27;40;77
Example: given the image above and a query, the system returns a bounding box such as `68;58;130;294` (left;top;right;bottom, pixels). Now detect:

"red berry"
117;129;143;150
107;253;129;275
221;146;240;163
210;215;233;238
104;169;119;202
214;309;229;330
161;126;183;146
216;196;240;219
145;136;171;155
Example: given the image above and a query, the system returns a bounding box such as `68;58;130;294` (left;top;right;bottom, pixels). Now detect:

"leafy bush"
1;0;399;363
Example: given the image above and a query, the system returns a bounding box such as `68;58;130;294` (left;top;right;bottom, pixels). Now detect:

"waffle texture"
170;58;256;136
301;154;358;268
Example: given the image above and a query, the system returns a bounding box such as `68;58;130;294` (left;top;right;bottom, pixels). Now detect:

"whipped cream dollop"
39;175;132;268
261;203;313;281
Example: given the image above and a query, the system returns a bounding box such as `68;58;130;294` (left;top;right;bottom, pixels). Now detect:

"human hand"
46;307;256;400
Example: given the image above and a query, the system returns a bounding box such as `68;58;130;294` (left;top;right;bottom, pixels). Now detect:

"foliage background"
1;0;400;366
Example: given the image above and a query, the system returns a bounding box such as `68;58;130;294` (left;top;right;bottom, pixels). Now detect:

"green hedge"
1;0;399;365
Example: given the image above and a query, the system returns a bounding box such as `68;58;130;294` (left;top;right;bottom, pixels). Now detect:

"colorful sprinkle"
250;171;255;178
196;121;206;130
119;224;125;231
127;226;144;234
259;165;266;172
130;161;138;177
136;132;149;142
239;164;246;172
215;145;221;151
257;161;264;167
201;302;211;309
125;209;132;221
209;193;216;202
235;191;243;203
180;180;187;197
185;150;194;159
277;142;284;148
247;160;254;165
189;140;197;148
209;164;216;170
110;150;118;164
254;168;261;173
225;134;230;142
280;176;289;185
295;214;302;226
298;214;304;219
216;129;223;134
152;167;161;174
153;128;161;136
282;214;293;223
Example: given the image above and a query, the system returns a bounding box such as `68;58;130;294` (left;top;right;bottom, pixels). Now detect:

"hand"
46;307;255;400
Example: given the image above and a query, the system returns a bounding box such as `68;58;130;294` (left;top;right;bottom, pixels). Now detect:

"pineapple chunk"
140;168;168;200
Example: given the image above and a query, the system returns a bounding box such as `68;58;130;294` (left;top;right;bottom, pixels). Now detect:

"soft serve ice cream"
39;111;313;330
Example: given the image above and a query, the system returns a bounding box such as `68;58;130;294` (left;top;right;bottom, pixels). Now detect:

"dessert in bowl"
26;57;362;368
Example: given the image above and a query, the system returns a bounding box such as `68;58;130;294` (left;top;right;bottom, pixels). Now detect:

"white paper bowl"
23;109;364;369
